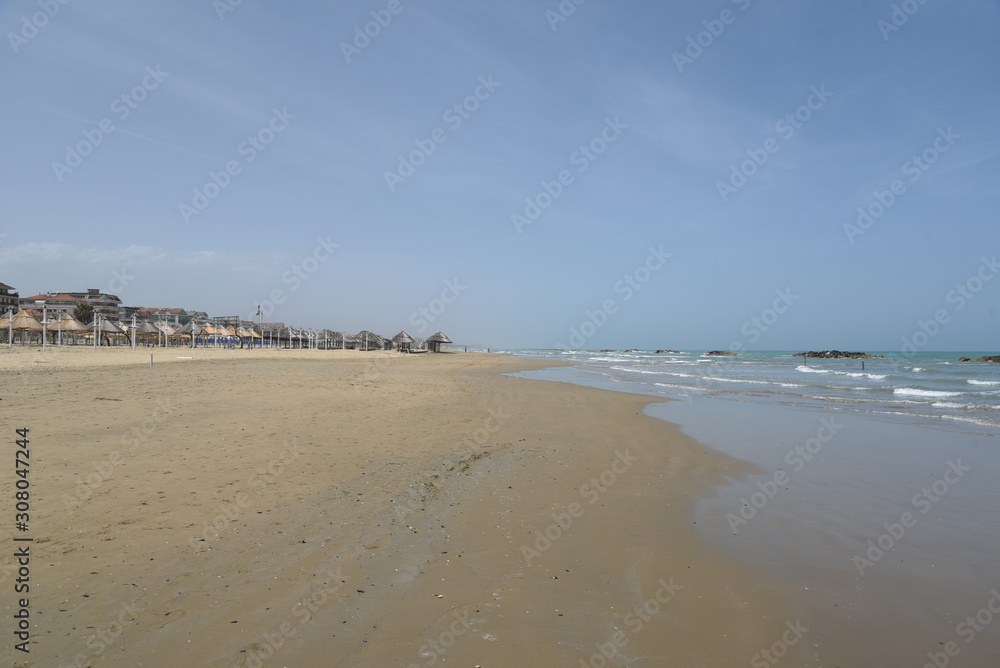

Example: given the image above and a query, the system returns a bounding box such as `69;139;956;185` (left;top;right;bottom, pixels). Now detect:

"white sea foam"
894;388;962;398
941;414;998;428
795;365;884;380
838;371;887;380
610;365;662;375
653;382;706;392
968;379;1000;386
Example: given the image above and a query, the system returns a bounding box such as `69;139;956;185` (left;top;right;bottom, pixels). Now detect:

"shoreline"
0;348;808;666
514;360;1000;666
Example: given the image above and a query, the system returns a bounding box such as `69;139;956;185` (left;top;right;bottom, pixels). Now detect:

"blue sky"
1;0;998;350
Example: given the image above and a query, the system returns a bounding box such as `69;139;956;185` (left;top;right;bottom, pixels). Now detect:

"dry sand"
1;347;806;666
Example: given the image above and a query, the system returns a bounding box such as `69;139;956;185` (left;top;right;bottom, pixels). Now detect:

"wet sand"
2;348;804;666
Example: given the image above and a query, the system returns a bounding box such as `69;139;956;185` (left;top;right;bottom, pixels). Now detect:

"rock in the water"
959;357;972;362
793;350;874;359
705;351;736;356
655;349;680;354
973;355;1000;363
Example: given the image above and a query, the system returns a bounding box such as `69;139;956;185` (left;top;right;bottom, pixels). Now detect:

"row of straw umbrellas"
0;309;449;352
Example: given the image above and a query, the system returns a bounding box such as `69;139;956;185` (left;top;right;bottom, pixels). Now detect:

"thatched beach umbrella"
58;315;90;345
92;318;124;346
176;321;206;348
11;309;43;331
135;321;160;335
424;331;452;353
391;330;415;353
10;310;42;345
100;319;124;334
132;320;160;346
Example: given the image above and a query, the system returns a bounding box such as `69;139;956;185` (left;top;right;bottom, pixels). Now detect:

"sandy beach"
0;347;813;666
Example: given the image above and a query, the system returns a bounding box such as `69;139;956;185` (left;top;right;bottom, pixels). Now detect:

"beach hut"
275;326;297;348
317;329;338;350
424;331;453;353
326;331;354;349
391;330;415;353
355;330;385;351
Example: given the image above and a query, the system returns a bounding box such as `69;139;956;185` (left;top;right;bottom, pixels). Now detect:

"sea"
501;349;1000;665
499;349;1000;436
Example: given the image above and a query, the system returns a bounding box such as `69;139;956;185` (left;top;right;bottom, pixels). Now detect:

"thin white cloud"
0;242;284;271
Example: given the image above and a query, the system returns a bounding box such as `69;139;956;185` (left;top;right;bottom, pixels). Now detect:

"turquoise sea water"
500;350;1000;437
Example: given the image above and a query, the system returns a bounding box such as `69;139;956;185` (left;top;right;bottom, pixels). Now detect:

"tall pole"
131;314;136;350
7;308;11;348
93;314;98;351
57;311;62;347
40;303;47;352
